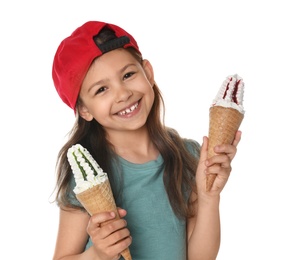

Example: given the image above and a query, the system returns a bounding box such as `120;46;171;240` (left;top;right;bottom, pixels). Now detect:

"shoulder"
182;138;201;158
166;127;201;158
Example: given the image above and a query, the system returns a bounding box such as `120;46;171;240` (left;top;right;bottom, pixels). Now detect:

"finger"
89;211;116;229
110;225;131;245
195;137;209;189
200;136;208;161
213;142;237;161
232;130;242;147
206;159;231;189
117;208;127;218
197;137;208;174
207;162;231;175
94;220;130;257
103;218;128;235
114;254;121;260
110;235;132;257
87;212;123;241
212;131;241;156
206;153;231;168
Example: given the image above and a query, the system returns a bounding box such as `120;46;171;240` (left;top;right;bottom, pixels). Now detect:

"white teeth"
118;102;138;115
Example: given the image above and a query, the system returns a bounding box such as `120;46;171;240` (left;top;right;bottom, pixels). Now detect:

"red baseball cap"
52;21;141;110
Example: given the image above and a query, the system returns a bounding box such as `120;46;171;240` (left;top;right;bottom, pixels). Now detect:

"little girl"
52;21;241;260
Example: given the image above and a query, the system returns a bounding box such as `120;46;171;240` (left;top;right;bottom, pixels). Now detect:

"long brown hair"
53;28;199;219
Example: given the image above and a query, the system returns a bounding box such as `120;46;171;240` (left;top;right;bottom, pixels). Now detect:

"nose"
115;84;133;103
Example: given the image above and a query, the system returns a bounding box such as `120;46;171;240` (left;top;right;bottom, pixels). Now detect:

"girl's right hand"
87;208;132;260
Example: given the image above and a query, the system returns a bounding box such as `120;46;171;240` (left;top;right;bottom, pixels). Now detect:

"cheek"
145;86;155;111
148;84;155;100
90;100;111;119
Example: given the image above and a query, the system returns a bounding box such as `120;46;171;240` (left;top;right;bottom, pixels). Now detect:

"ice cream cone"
206;106;244;191
76;179;132;260
67;144;132;259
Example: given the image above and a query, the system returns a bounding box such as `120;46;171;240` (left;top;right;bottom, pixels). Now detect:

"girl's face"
78;48;155;135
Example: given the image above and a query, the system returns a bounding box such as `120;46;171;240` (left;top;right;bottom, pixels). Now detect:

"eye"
95;86;107;95
123;72;135;80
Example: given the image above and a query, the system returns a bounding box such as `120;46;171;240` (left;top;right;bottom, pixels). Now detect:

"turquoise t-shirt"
73;139;200;259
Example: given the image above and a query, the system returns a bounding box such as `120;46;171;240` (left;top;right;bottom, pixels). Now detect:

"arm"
187;131;241;260
53;208;131;260
53;208;93;260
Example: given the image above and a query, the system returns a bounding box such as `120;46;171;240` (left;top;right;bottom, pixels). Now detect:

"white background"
1;0;281;259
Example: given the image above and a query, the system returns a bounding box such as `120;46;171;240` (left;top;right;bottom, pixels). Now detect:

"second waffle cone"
76;179;132;260
206;106;244;191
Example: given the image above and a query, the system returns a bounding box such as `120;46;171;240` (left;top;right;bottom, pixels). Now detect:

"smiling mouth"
117;101;139;116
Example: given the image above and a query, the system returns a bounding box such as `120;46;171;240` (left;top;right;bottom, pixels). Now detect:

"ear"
77;103;94;121
142;59;155;86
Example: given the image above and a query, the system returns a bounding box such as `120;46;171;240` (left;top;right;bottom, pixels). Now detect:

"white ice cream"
67;144;108;194
211;74;245;114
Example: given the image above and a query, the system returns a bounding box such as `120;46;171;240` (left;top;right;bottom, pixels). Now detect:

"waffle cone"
76;179;132;260
206;106;244;191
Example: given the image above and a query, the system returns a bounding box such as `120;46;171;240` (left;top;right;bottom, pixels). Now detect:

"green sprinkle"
73;151;87;180
78;147;99;176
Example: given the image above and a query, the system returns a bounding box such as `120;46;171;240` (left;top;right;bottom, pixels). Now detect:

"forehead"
88;48;138;73
81;49;140;88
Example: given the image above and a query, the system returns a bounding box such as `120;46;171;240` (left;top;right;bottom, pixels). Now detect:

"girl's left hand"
196;131;242;194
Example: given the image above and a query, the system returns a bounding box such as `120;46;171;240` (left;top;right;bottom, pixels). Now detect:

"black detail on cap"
94;36;130;53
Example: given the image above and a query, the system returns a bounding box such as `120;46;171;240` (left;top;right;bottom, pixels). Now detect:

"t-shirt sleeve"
183;138;201;159
66;174;84;208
